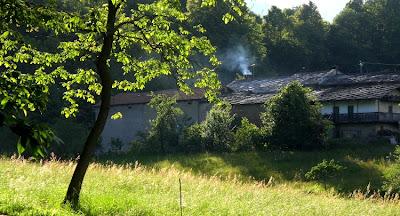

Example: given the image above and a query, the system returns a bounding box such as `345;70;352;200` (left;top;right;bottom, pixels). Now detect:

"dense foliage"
202;102;235;152
261;81;330;150
139;97;265;153
383;146;400;193
263;0;400;74
232;118;262;151
143;94;186;154
263;2;328;74
305;159;345;189
1;0;246;207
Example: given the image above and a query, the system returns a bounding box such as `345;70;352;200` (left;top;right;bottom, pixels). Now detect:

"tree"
0;0;64;157
145;94;185;153
261;81;329;150
263;2;329;74
1;0;244;207
58;0;245;207
327;0;374;72
327;0;400;72
202;101;235;152
188;0;266;79
233;117;260;151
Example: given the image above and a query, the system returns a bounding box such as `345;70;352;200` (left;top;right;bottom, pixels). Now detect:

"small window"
333;106;340;114
333;106;340;120
389;105;393;114
348;106;354;118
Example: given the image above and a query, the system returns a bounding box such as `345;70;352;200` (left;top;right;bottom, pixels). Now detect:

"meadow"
1;143;400;215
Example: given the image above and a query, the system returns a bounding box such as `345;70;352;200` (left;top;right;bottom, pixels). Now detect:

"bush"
110;138;124;152
233;118;261;151
261;81;330;150
305;159;345;189
142;94;186;154
180;123;205;153
383;146;400;193
383;165;400;194
202;101;235;152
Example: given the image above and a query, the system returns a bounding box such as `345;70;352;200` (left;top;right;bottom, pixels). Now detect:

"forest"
185;0;400;80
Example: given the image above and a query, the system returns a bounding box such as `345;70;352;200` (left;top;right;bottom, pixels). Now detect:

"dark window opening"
348;105;354;119
333;106;340;120
389;105;393;114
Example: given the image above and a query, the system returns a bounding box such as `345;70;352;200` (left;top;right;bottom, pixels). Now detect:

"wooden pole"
179;178;183;216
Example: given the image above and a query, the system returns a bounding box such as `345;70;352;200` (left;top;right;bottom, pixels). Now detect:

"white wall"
378;101;400;113
321;100;378;115
98;100;210;152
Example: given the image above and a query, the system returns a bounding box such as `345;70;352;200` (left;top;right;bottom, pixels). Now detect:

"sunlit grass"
1;153;400;215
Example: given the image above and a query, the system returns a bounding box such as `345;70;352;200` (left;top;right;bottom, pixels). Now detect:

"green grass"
101;143;396;193
1;144;400;215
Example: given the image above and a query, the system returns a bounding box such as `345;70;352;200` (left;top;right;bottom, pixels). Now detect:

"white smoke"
220;45;254;76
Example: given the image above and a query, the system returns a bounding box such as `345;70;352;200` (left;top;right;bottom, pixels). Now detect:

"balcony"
324;112;400;124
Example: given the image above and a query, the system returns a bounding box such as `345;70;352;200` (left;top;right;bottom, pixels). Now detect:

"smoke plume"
220;45;254;76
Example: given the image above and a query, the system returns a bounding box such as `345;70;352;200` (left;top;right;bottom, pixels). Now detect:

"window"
348;105;354;119
333;106;339;114
333;106;340;120
389;105;393;114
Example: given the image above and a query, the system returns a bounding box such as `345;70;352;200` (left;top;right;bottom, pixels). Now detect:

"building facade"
95;89;210;152
225;69;400;139
97;70;400;151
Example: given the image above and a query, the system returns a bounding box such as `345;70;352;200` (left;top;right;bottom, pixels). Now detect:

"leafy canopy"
262;81;329;150
0;0;245;155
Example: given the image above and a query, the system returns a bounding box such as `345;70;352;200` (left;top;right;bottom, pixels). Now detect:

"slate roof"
225;70;400;105
224;92;275;105
227;69;400;94
315;83;400;102
103;88;205;106
105;70;400;106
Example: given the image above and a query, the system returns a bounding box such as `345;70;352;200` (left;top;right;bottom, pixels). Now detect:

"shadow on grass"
97;143;395;194
78;205;154;216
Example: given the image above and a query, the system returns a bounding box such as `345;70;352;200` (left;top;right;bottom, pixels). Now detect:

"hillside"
1;145;400;216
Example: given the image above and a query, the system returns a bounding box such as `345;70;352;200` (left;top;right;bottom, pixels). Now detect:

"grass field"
1;143;400;215
101;143;397;193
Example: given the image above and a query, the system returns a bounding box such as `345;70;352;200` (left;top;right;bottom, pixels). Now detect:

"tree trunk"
63;1;117;208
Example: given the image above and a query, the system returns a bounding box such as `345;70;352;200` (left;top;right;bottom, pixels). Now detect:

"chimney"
244;74;254;80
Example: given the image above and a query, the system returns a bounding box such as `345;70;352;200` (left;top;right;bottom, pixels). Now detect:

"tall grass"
1;154;400;215
100;143;396;194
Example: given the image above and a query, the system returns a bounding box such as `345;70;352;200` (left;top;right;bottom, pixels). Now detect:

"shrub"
305;159;345;189
261;81;330;150
180;123;205;153
202;101;235;152
382;146;400;193
144;94;185;154
382;165;400;194
233;118;261;151
110;138;124;152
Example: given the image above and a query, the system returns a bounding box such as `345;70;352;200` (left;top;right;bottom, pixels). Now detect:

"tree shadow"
97;144;395;194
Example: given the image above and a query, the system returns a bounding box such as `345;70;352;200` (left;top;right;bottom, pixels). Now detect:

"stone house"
225;69;400;139
97;69;400;150
96;89;210;152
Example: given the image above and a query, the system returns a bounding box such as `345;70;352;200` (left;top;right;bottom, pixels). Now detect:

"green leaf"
17;139;26;155
1;98;8;107
111;112;123;120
